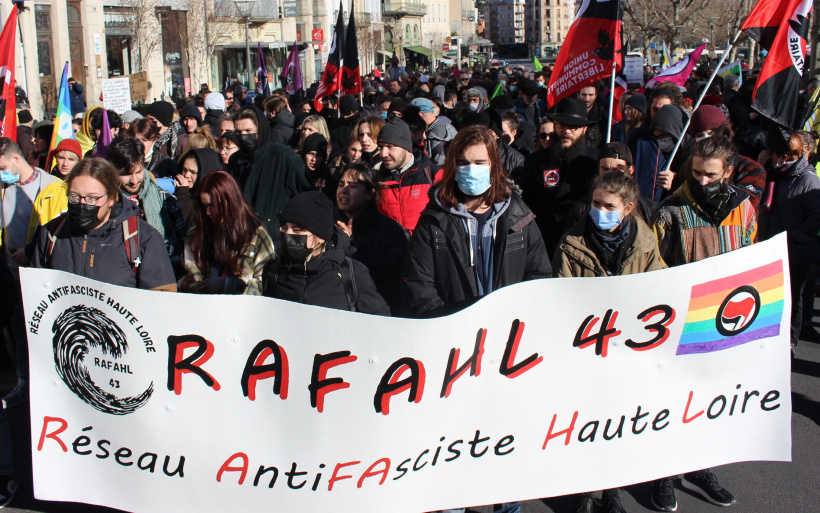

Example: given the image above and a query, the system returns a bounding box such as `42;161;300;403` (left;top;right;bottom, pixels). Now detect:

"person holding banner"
31;158;177;292
178;171;274;296
651;134;753;509
403;124;550;319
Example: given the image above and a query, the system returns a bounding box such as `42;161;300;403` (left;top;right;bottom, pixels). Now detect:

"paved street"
2;302;819;513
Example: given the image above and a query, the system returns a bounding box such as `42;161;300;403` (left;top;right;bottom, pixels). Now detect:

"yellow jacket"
27;180;68;243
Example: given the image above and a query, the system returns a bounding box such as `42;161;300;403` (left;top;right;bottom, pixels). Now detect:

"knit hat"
339;95;359;116
377;117;413;152
302;132;328;154
388;98;408;115
410;98;435;114
180;103;202;123
147;101;176;127
625;94;647;115
601;142;633;167
204;92;226;111
53;138;82;160
518;79;539;97
121;110;143;125
294;112;311;130
689;105;727;135
17;109;32;124
279;191;335;241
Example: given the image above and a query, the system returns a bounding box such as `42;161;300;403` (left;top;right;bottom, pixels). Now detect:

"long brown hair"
438;125;510;208
188;171;262;278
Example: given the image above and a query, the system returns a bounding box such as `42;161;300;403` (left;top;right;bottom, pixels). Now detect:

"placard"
624;56;643;83
126;71;149;102
101;77;131;114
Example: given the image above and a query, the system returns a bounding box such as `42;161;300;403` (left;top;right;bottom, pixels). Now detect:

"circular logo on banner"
52;305;153;415
715;286;761;337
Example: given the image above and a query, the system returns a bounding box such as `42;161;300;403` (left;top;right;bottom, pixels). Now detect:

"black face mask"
281;233;314;262
366;95;377;106
239;133;258;154
68;202;102;234
688;176;730;215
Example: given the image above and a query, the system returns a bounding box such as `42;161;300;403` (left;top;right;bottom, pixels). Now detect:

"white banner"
101;77;132;115
624;56;644;84
21;235;792;513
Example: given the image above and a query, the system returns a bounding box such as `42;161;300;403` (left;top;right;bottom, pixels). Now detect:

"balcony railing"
383;2;426;17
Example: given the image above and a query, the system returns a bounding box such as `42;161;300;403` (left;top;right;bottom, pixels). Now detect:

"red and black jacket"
377;154;442;234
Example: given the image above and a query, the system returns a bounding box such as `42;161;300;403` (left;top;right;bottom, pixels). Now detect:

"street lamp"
430;36;435;71
397;33;404;68
234;0;258;88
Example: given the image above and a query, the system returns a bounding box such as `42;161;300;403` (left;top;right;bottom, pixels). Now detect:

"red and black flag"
341;5;361;96
314;0;345;111
0;4;18;140
546;0;623;108
741;0;813;128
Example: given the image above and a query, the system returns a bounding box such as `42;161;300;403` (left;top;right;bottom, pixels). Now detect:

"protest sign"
101;77;131;114
21;235;792;513
126;71;149;102
624;56;643;83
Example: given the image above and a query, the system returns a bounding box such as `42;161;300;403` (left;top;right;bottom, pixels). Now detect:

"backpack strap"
122;216;141;273
44;214;68;267
339;257;358;312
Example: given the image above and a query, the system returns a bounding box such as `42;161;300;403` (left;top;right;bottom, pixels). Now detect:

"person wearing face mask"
263;190;390;315
553;171;662;513
31;157;176;289
463;88;485;114
554;170;662;278
758;130;820;352
238;106;314;243
413;97;457;166
651;134;754;512
629;104;692;203
0;137;66;408
403;125;550;321
361;85;380;118
178;171;274;295
688;105;765;212
300;133;338;202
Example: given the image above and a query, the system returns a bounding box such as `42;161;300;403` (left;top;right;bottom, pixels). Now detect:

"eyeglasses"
68;192;108;206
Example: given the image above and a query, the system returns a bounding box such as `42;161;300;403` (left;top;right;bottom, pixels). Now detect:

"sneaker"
0;475;17;508
681;469;736;507
651;478;677;512
1;386;28;409
575;493;597;513
603;493;627;513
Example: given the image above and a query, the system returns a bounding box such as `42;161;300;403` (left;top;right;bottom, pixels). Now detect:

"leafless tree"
180;0;238;90
111;0;163;73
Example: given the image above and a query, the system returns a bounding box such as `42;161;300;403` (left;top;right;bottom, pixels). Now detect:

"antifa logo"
715;286;761;337
342;73;358;91
52;305;153;415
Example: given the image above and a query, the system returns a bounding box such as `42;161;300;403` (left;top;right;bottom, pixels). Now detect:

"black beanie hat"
279;191;335;241
518;79;539;97
302;132;328;154
339;95;359;116
17;110;32;124
490;94;514;110
180;103;202;123
625;94;647;115
148;101;176;128
377;117;413;152
294;112;311;129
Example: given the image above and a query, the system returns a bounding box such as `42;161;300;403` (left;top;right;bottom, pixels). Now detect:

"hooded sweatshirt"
630;104;692;202
176;148;223;226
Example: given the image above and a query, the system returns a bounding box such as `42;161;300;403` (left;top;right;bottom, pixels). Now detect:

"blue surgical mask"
381;112;388;120
455;164;491;196
537;82;544;88
589;206;623;231
510;86;518;92
378;86;384;93
0;162;18;185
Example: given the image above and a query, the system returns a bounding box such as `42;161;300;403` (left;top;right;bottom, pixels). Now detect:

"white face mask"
144;146;154;161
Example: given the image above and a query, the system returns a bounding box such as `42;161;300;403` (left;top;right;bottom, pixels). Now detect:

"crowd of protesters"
2;59;819;512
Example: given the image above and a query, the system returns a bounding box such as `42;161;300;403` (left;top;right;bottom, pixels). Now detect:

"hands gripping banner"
21;235;792;513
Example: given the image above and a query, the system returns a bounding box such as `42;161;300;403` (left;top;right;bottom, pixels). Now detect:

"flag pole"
606;61;616;144
661;31;742;174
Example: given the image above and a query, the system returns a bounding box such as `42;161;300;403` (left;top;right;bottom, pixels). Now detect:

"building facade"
525;0;573;59
483;0;524;51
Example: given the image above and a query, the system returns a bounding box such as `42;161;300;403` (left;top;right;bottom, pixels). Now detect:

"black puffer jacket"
263;227;391;315
269;109;295;146
403;185;551;318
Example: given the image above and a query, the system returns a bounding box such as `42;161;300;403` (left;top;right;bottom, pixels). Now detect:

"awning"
404;46;443;59
377;50;394;58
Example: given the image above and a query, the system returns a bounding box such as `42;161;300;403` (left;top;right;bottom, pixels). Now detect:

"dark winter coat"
69;82;86;115
269;109;295;146
758;158;820;265
242;142;314;243
263;227;391;315
175;148;223;226
345;204;408;313
403;186;551;318
31;199;176;290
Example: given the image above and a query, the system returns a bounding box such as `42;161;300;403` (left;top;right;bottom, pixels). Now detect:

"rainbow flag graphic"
677;261;785;355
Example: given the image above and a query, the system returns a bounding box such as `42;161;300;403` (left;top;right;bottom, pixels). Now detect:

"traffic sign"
445;36;452;43
442;43;450;51
708;45;717;58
